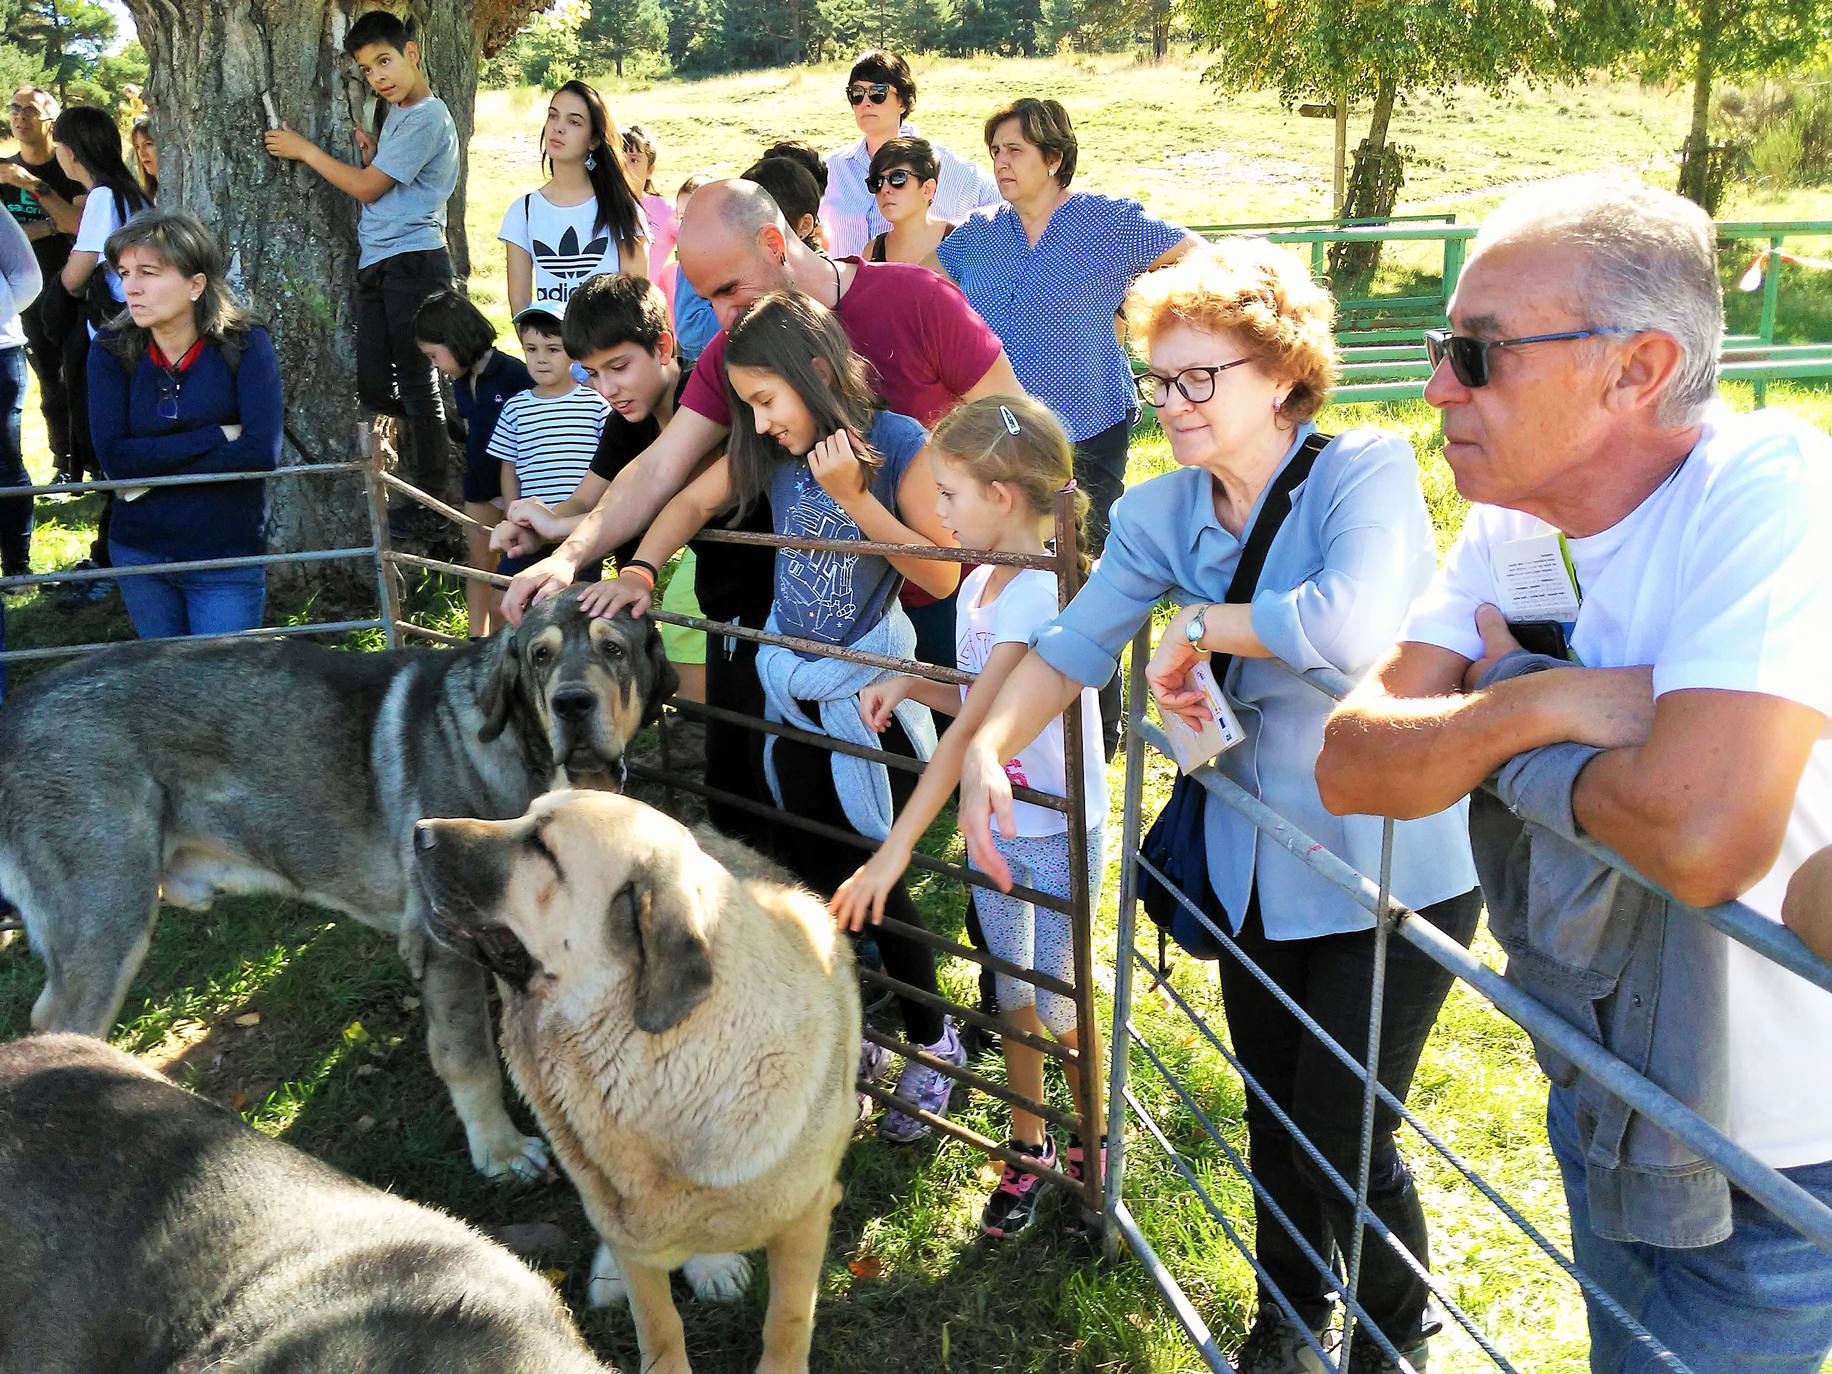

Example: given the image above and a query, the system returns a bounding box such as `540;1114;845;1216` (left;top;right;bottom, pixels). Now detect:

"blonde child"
830;394;1107;1237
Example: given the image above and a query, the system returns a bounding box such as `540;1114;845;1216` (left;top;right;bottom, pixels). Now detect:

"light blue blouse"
1033;424;1479;939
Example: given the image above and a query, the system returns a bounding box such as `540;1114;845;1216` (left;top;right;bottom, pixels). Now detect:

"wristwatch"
1184;603;1211;650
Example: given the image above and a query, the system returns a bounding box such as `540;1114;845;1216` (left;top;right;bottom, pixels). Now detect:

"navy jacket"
88;326;283;562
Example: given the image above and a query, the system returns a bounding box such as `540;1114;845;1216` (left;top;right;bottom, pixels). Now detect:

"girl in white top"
831;393;1106;1241
52;106;152;332
498;79;647;318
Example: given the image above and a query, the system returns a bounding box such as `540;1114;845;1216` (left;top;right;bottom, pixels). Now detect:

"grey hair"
1475;175;1723;427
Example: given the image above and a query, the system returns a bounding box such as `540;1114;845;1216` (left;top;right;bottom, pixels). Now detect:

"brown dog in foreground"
413;790;860;1374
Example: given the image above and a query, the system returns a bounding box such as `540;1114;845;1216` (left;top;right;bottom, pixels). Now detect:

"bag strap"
1208;428;1331;684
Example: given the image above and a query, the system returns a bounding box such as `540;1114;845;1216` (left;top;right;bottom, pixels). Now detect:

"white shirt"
821;123;1002;260
497;190;647;315
485;384;609;507
1403;402;1832;1168
958;565;1107;838
74;188;133;336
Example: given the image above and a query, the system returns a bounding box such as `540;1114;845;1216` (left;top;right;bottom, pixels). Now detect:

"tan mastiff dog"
412;790;860;1374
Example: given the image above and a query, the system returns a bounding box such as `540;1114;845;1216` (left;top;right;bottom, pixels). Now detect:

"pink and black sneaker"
981;1136;1057;1239
1061;1134;1109;1232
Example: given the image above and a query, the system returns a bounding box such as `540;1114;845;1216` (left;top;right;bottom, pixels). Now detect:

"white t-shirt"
958;565;1107;839
1402;402;1832;1168
73;188;131;336
497;190;646;315
485;384;608;507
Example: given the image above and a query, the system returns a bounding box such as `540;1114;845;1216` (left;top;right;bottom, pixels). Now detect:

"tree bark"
1677;0;1718;207
122;0;535;602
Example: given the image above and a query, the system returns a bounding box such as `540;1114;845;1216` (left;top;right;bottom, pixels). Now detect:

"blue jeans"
1548;1083;1832;1373
0;344;30;575
110;541;266;639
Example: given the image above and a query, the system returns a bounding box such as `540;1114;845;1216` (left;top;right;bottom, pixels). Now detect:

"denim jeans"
0;345;30;575
1548;1083;1832;1373
110;541;266;639
1211;882;1483;1346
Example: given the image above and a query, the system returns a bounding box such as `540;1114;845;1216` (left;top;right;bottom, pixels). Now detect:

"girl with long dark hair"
498;80;648;317
587;291;972;1144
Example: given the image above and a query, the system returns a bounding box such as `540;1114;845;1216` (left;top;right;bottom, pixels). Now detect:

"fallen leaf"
847;1256;884;1280
541;1268;566;1288
354;1114;376;1133
233;1011;261;1028
401;996;421;1011
228;1090;248;1111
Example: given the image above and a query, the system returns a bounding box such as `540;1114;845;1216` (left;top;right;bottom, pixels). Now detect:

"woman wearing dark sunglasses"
863;136;955;265
86;210;280;639
956;239;1479;1374
819;49;999;259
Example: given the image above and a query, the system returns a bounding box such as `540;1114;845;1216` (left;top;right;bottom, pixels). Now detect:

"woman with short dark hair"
863;136;954;265
934;96;1200;554
87;209;281;638
820;49;999;259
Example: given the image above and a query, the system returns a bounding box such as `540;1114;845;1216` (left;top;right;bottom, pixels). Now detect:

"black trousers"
1210;882;1482;1345
20;279;72;469
60;321;111;566
355;248;453;500
768;712;946;1048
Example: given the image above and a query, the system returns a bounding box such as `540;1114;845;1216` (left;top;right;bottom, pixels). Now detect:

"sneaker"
855;1038;893;1121
54;561;113;611
1060;1134;1109;1231
1232;1309;1328;1374
877;1019;965;1144
1345;1334;1428;1373
981;1135;1056;1239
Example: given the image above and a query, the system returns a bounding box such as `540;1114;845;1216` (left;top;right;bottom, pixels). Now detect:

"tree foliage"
579;0;668;76
8;0;116;102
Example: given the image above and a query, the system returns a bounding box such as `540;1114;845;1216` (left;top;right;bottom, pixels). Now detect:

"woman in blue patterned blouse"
933;97;1200;554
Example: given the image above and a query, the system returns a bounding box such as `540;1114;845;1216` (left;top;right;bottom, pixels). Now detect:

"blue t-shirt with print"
359;94;459;268
768;410;927;650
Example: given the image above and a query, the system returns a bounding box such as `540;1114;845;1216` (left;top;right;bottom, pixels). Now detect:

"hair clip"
1059;479;1078;494
998;404;1022;436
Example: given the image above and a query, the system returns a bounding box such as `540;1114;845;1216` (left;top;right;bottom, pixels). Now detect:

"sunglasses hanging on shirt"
846;82;892;106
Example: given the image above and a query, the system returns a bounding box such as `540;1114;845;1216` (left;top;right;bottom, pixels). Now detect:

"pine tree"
579;0;667;76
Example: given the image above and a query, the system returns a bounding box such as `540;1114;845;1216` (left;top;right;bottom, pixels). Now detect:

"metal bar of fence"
1141;722;1832;1253
386;549;511;588
858;965;1077;1064
1107;1197;1232;1374
650;605;973;687
8;460;367;500
862;1024;1081;1136
690;524;1059;570
873;913;1079;1001
1;545;377;591
380;469;490;531
396;621;466;646
855;1079;1084;1190
1279;662;1832;998
0;617;388;666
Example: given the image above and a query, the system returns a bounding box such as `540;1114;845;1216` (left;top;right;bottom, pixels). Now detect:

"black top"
2;150;83;277
866;220;954;264
588;365;694;568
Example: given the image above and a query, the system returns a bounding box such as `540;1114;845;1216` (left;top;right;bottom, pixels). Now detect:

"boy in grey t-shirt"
263;9;460;530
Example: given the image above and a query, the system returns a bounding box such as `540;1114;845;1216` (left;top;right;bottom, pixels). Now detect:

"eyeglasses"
8;102;43;117
156;370;182;421
846;83;892;106
865;168;920;193
1134;359;1251;408
1423;326;1632;388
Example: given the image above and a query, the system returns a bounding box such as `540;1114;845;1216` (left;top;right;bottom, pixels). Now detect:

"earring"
1272;395;1284;412
585;152;597;171
190;293;200;302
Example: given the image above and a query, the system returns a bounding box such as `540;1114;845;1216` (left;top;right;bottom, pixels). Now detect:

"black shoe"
1345;1334;1428;1374
1232;1310;1329;1374
53;560;113;611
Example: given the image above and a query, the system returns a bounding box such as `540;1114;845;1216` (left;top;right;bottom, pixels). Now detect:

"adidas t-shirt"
498;190;647;315
485;384;609;507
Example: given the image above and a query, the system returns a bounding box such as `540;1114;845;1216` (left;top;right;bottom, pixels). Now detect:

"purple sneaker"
856;1038;894;1121
878;1020;965;1144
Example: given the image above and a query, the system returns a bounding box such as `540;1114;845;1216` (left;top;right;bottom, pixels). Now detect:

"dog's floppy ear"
478;631;522;743
614;868;713;1034
639;614;680;730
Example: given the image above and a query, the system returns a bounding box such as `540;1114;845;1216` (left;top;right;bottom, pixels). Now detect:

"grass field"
3;50;1832;1374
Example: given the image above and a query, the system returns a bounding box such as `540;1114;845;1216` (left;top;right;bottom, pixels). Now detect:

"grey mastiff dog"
0;1034;618;1374
0;591;675;1181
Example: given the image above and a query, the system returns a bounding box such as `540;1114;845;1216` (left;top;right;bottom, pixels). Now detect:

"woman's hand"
859;676;916;732
504;496;564;540
958;738;1016;892
829;844;912;931
807;430;869;506
577;572;652;620
1147;606;1212;732
219;423;243;441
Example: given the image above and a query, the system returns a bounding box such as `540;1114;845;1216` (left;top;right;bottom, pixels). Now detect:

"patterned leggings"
972;827;1104;1037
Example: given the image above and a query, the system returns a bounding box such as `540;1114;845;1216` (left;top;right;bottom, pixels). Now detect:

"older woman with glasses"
87;209;281;639
932;96;1200;555
955;239;1480;1374
820;49;999;259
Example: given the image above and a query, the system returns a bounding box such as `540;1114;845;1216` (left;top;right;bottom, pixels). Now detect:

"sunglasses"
846;82;892;106
865;168;921;194
155;370;183;422
1134;359;1251;408
1423;326;1632;388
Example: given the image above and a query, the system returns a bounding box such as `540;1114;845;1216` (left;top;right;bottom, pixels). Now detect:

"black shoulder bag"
1137;430;1331;970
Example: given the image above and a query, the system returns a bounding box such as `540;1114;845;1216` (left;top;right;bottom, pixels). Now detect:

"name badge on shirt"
1493;532;1582;622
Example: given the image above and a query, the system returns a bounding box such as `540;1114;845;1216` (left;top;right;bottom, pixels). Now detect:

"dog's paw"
471;1127;551;1183
683;1251;752;1302
396;923;429;982
587;1242;628;1309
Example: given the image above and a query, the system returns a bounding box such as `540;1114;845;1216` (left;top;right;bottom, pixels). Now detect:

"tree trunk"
1326;73;1403;297
1151;0;1169;63
122;0;531;604
1677;0;1718;207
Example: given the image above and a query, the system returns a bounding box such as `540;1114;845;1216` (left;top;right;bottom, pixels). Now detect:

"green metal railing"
1176;218;1832;406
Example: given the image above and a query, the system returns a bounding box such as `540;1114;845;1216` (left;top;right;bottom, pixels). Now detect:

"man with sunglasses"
1318;176;1832;1374
819;49;999;259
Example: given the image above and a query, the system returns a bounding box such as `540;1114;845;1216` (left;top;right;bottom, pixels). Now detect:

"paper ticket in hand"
1160;659;1246;774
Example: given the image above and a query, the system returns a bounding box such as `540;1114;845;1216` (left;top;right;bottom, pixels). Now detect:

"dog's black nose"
551;688;596;721
414;821;437;852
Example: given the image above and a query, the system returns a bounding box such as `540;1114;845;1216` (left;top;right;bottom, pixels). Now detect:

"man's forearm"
556;422;718;567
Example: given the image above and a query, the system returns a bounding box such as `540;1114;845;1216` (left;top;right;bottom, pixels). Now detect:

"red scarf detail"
148;336;206;373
